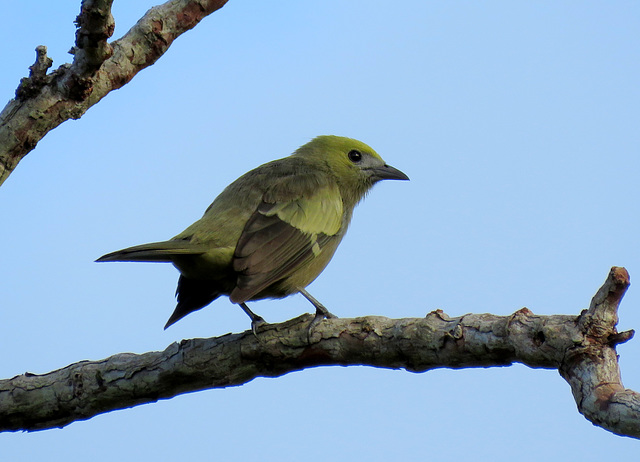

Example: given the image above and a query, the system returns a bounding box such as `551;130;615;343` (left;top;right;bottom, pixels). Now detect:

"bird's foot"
250;316;267;337
299;288;337;318
307;306;337;333
239;302;267;337
298;288;338;340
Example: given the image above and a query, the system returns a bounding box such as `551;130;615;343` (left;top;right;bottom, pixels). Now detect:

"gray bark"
0;268;637;437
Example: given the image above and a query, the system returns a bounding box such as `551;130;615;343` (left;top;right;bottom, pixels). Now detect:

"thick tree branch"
0;0;229;186
0;267;637;437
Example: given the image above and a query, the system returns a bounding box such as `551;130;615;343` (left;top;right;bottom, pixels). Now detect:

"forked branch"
0;0;229;186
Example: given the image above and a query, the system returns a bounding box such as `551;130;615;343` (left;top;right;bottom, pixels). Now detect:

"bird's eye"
347;150;362;163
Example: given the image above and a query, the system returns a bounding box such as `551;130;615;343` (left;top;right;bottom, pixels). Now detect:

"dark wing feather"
229;201;336;303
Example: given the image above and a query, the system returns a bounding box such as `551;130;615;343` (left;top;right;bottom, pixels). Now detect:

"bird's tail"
164;276;222;329
96;240;207;263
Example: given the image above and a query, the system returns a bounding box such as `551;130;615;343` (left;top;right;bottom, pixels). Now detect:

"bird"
96;135;409;332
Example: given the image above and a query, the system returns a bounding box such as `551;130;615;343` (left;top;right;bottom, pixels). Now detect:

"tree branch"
1;267;637;437
0;0;229;186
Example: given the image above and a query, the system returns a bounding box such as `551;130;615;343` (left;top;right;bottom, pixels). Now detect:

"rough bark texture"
0;0;228;186
0;268;637;437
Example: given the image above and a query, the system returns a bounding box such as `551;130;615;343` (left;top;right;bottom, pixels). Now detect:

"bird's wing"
229;184;343;303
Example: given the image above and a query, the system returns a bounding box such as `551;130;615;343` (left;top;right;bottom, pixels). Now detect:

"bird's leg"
299;288;337;333
239;302;266;336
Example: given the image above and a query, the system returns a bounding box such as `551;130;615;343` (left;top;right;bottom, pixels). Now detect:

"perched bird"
97;135;408;331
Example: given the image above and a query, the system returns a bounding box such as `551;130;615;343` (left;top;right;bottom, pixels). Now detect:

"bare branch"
0;267;637;437
0;0;229;186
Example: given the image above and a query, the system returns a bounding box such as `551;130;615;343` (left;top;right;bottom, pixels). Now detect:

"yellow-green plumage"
97;135;408;329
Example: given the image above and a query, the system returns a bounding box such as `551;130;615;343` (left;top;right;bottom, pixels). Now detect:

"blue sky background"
1;1;639;460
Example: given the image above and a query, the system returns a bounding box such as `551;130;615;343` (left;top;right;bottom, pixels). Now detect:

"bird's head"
294;135;409;205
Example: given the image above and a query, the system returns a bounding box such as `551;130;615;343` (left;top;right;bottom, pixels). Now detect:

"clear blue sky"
1;1;639;459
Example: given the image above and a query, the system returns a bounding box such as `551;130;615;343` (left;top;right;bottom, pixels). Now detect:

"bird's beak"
369;164;410;181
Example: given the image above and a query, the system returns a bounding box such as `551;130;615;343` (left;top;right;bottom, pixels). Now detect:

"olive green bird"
97;135;409;331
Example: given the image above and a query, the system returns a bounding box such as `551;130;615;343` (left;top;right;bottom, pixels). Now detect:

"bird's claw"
307;306;338;341
250;316;267;337
239;302;267;337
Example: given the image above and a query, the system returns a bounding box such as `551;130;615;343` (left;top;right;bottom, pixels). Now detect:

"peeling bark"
0;268;637;437
0;0;229;186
